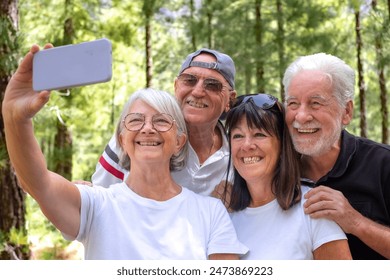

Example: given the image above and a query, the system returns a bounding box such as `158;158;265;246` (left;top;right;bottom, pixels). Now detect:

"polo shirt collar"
323;129;357;179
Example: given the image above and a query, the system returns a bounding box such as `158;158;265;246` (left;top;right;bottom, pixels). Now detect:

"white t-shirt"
92;122;233;195
66;183;247;260
171;124;233;195
229;186;347;260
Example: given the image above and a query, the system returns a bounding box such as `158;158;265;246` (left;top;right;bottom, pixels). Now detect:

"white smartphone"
33;38;112;91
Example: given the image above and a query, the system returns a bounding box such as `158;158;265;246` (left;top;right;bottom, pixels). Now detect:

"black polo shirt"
302;130;390;259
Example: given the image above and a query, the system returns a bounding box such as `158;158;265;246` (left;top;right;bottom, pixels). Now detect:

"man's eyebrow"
310;95;330;101
285;96;297;101
286;95;328;100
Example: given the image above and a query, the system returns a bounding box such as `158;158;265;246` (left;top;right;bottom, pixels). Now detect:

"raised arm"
3;44;81;238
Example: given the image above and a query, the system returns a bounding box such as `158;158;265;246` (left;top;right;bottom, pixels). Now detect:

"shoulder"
340;130;390;174
182;188;227;215
300;185;312;196
183;187;221;204
345;130;390;154
75;182;124;199
296;185;312;209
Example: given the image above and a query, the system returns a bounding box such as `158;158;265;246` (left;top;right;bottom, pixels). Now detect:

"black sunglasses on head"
234;93;278;110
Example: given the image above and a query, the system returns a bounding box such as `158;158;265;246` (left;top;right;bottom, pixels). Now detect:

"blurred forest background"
0;0;389;259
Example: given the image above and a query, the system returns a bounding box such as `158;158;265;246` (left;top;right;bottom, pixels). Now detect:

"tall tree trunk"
189;0;197;50
254;0;265;93
370;0;388;143
206;0;213;48
0;0;30;260
355;11;367;138
378;63;389;144
143;0;154;88
375;34;389;144
380;0;389;144
244;10;252;94
388;0;390;19
54;120;73;179
386;0;390;144
53;0;74;181
276;0;285;101
145;17;152;87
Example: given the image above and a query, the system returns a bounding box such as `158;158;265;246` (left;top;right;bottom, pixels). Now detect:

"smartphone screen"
33;38;112;91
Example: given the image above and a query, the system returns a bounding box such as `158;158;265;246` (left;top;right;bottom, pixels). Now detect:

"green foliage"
0;15;20;75
26;195;80;259
143;0;158;16
0;227;29;258
99;2;139;45
8;227;29;247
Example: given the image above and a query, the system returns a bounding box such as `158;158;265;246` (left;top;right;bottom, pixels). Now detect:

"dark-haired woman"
218;93;352;260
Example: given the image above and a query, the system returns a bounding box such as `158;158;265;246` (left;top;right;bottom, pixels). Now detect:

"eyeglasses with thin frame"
177;73;227;94
234;93;278;110
123;113;176;132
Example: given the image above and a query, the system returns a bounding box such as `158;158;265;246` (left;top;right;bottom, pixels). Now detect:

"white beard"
291;120;342;157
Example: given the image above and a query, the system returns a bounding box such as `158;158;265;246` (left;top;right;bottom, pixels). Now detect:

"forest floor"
27;197;84;260
29;236;83;260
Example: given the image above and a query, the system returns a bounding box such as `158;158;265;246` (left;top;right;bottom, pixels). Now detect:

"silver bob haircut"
115;88;188;171
283;53;355;107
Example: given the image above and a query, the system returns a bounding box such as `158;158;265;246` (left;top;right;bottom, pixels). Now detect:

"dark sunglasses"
234;93;278;110
177;73;226;94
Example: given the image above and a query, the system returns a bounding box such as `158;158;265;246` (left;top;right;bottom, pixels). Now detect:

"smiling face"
285;70;352;157
174;53;234;127
119;99;186;167
230;116;280;186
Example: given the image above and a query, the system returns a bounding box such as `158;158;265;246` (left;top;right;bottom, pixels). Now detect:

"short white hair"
115;88;188;171
283;53;355;107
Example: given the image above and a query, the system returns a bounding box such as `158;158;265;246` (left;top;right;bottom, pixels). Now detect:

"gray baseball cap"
178;48;236;89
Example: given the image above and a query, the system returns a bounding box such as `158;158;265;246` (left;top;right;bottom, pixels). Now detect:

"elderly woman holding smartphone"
217;93;352;259
2;44;247;260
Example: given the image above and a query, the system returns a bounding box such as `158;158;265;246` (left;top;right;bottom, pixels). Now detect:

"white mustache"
292;121;321;130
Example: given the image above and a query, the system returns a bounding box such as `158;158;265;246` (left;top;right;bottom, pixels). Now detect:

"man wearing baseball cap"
92;48;236;196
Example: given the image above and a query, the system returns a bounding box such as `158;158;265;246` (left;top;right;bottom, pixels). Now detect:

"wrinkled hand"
303;185;363;234
3;44;53;121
